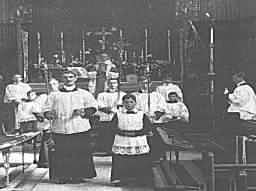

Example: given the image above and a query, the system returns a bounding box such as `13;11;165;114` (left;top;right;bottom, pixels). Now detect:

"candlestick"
124;50;128;61
141;48;144;61
168;30;171;63
210;27;214;43
37;32;41;66
120;29;123;41
82;31;86;65
145;28;148;62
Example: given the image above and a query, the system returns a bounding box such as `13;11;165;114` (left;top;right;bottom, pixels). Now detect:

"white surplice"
134;91;166;117
156;83;183;102
44;87;98;134
4;82;32;103
96;90;126;121
112;109;150;155
228;81;256;120
160;102;189;123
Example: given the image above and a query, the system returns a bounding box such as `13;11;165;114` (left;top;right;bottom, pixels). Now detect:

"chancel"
0;0;256;190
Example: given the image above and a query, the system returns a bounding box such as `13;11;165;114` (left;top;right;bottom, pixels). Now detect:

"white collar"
63;85;76;91
121;108;138;113
107;88;118;93
237;80;246;86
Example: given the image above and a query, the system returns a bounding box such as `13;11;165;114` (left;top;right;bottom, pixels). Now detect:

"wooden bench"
153;126;224;191
0;132;41;187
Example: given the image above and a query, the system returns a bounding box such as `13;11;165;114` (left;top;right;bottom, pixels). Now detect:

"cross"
94;27;112;51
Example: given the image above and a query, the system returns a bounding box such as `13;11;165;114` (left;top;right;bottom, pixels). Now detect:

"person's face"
168;94;178;102
28;92;37;100
49;80;59;91
63;73;77;86
13;75;22;83
108;80;118;90
123;98;136;110
232;74;242;84
140;80;149;90
98;63;107;72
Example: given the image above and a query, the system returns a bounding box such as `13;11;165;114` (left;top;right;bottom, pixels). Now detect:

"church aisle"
18;156;153;191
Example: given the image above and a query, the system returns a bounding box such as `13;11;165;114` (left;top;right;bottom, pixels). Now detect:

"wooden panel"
241;0;256;18
0;23;16;48
0;0;8;23
197;0;256;21
0;23;17;79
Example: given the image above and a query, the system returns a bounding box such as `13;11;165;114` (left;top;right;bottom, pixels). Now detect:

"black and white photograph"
0;0;255;190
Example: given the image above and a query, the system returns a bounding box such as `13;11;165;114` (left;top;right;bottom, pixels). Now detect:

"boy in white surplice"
159;91;189;123
111;94;153;186
95;78;126;153
133;77;166;120
96;79;126;121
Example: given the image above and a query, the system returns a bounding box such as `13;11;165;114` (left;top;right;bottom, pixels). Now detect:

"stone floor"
16;156;154;191
0;147;201;191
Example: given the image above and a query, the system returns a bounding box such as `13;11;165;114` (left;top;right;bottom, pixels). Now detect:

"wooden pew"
0;132;41;187
214;119;256;191
152;125;224;191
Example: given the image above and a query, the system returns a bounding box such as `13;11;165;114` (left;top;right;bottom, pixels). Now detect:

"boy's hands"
44;111;57;120
72;109;84;117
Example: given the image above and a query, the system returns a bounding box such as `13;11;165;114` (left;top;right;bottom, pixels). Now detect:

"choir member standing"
160;92;189;123
16;90;41;133
44;69;98;183
156;75;183;102
97;78;125;121
0;75;5;135
96;78;126;153
37;78;60;168
134;76;166;120
96;79;125;153
225;72;256;120
111;94;153;186
4;74;32;133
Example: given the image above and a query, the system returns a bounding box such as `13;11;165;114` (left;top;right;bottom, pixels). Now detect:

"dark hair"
122;93;136;102
138;76;148;82
27;90;36;97
233;71;245;79
168;91;178;97
108;78;118;84
63;69;78;77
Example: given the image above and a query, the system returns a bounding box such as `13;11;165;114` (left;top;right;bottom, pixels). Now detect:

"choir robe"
4;82;32;103
95;90;126;152
111;109;153;184
96;90;126;121
17;98;41;133
4;82;32;131
133;91;166;117
156;83;183;102
159;101;189;123
35;93;53;168
227;81;256;120
44;86;98;180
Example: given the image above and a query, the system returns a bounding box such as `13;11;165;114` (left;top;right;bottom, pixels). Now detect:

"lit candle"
168;30;171;62
37;32;40;41
132;51;136;58
124;50;128;61
60;32;64;50
120;29;123;40
145;28;148;62
210;27;214;43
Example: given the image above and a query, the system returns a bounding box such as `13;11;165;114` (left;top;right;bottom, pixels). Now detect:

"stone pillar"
16;19;23;75
0;0;8;23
